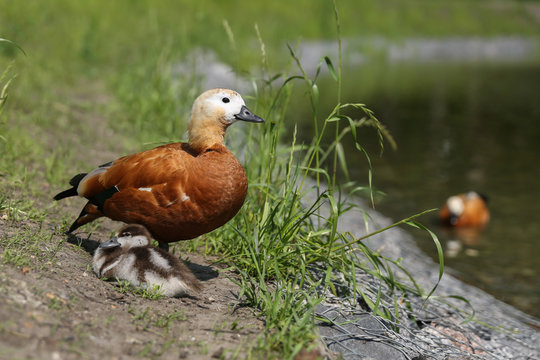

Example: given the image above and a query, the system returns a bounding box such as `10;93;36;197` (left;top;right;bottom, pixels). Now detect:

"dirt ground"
0;216;266;360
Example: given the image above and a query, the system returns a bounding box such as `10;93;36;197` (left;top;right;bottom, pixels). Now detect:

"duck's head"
446;195;465;225
188;89;264;152
99;224;152;250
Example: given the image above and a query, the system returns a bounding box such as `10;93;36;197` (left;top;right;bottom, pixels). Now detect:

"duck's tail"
53;173;87;201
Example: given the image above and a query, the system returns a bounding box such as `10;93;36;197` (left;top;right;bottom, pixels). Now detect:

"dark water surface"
291;62;540;317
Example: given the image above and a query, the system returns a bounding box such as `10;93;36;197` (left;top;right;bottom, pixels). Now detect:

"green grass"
128;306;187;333
0;223;63;269
113;279;167;300
0;1;536;358
127;306;193;357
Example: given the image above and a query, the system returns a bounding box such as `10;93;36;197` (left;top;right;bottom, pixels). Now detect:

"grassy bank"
1;1;538;358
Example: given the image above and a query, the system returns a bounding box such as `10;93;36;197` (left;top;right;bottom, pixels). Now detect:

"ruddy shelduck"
93;224;201;297
55;89;264;249
439;191;490;228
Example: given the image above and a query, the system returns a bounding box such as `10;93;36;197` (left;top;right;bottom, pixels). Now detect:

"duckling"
54;89;264;250
439;191;490;228
93;224;202;297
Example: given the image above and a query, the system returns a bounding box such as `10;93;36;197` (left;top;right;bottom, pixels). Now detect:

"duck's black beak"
234;105;264;123
99;236;120;249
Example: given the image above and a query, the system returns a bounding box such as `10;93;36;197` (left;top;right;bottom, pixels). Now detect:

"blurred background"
1;0;539;317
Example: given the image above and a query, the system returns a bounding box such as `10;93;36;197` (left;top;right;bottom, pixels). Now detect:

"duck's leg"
158;242;169;252
67;202;103;233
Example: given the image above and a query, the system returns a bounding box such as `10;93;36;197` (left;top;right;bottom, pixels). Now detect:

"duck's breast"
187;146;248;219
151;146;248;240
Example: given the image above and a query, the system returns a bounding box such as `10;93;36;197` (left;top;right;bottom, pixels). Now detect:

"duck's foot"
158;242;170;252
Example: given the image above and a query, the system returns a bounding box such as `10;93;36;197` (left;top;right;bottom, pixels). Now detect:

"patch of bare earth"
0;81;265;359
0;221;263;359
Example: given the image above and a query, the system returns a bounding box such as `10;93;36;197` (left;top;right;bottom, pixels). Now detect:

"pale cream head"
188;89;264;152
191;89;246;125
447;195;465;216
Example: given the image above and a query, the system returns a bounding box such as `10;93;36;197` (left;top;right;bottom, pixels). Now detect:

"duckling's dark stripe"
90;185;120;213
97;251;123;277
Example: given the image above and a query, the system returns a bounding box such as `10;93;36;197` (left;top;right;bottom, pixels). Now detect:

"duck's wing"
76;143;191;197
59;143;194;232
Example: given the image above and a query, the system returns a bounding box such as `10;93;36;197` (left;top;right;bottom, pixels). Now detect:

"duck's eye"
222;97;230;103
121;232;131;237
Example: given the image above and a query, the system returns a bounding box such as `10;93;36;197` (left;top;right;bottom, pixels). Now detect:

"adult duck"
55;89;264;250
439;191;490;228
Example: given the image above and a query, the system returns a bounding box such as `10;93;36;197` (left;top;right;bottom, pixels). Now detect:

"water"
291;62;540;318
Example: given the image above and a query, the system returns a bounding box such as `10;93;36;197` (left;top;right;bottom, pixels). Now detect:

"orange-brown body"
84;143;247;242
439;192;490;228
54;89;264;246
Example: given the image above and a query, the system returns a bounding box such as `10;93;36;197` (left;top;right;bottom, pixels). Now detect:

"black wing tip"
90;185;119;212
54;173;87;201
477;192;489;204
69;173;87;187
53;188;78;201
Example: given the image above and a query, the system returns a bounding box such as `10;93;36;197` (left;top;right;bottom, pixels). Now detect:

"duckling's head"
99;224;152;250
188;89;264;152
